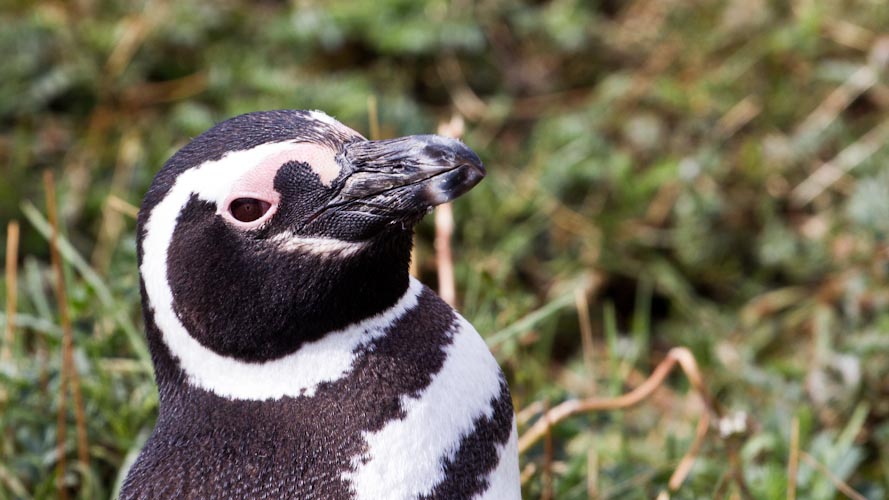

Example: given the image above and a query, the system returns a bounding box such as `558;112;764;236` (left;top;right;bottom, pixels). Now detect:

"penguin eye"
229;198;271;223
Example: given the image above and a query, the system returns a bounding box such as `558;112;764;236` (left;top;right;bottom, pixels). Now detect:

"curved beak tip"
424;160;486;206
425;137;486;205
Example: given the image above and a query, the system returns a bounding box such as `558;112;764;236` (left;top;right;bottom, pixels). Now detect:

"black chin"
301;208;420;244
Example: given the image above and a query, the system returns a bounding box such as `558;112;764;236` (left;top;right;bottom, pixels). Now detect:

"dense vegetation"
2;0;889;498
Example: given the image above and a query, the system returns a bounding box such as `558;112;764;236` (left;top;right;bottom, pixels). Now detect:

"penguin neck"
300;236;412;334
142;232;417;404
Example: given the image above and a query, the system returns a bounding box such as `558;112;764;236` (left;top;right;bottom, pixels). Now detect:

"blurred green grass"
2;0;889;498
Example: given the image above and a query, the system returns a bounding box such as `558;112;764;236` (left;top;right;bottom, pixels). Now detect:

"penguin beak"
335;134;486;216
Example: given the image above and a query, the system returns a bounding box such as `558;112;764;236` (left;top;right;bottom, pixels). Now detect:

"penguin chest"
343;311;517;500
123;287;518;499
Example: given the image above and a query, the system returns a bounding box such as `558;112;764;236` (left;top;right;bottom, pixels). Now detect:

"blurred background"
2;0;889;498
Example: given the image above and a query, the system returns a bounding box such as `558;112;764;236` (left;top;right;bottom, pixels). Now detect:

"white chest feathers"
345;314;520;499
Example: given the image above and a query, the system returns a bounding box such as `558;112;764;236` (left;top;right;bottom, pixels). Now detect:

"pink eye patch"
220;144;340;229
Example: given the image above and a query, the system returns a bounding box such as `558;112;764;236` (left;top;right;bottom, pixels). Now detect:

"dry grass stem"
121;72;207;106
716;96;762;138
437;56;487;121
823;19;875;51
1;221;20;456
2;221;19;362
367;95;380;141
105;0;168;78
516;400;545;426
518;347;716;493
61;108;112;224
645;183;680;226
92;130;141;272
541;400;553;500
48;180;70;500
668;409;710;490
0;463;28;498
615;0;671;46
519;463;536;486
437;113;465;140
574;287;596;390
793;65;877;145
791;118;889;205
44;172;90;482
433;115;465;307
434;204;456;306
106;194;140;219
587;448;598;500
787;416;800;500
800;452;867;500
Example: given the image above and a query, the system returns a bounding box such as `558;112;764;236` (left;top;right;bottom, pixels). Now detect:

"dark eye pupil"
230;198;271;223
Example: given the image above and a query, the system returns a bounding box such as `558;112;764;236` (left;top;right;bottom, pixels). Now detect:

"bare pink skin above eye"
220;144;341;229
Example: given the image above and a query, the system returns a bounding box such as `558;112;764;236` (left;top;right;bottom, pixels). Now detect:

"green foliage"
3;0;889;498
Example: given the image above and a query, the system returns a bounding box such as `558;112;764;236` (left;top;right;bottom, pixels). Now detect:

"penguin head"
138;110;484;368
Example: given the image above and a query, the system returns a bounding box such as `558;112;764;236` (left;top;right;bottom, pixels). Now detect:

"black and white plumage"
120;110;520;499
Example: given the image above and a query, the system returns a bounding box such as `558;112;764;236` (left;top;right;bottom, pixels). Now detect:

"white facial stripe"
180;141;302;206
309;109;366;140
476;422;520;500
142;139;421;400
309;110;339;126
344;315;505;499
142;142;300;397
270;231;366;257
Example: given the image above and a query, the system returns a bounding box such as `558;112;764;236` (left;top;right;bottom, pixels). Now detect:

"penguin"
120;110;520;499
